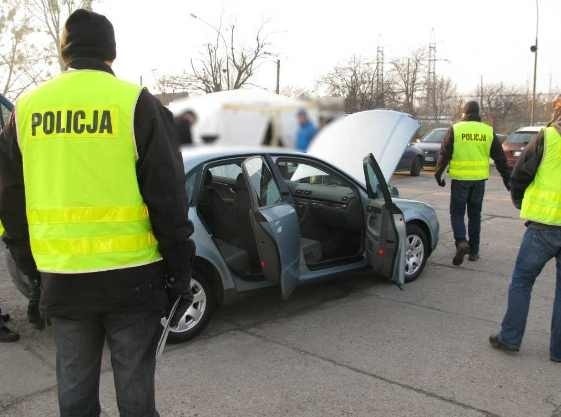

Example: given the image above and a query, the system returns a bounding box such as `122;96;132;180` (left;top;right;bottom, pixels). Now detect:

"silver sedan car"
7;110;439;343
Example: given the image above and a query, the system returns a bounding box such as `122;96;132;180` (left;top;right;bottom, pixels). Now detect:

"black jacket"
0;59;194;316
510;120;561;230
435;115;511;183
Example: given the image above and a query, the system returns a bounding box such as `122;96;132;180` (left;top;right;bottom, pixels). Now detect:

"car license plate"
425;156;435;162
513;151;522;157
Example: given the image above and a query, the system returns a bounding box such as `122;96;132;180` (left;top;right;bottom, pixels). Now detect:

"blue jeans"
450;180;486;254
52;311;162;417
500;227;561;359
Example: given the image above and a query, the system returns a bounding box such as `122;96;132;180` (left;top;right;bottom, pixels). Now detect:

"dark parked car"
502;126;542;168
0;94;13;130
396;144;425;176
415;128;448;166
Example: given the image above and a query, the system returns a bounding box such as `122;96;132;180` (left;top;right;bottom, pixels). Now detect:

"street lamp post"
190;13;230;90
530;0;539;125
275;59;280;95
264;52;281;94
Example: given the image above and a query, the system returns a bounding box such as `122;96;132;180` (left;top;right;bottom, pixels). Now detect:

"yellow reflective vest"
449;121;493;180
521;127;561;226
15;70;162;273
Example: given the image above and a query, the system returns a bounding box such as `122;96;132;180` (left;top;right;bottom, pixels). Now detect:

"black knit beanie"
60;9;116;66
463;101;480;116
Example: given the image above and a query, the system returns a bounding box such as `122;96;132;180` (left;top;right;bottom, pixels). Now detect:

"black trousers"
52;311;162;417
450;179;486;255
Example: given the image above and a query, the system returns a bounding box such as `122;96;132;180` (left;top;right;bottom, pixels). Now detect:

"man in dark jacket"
0;10;194;416
174;109;197;147
490;95;561;362
435;101;511;265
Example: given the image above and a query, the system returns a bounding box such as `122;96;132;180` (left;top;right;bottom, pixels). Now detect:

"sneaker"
0;326;20;343
489;334;519;353
453;241;470;266
468;253;480;262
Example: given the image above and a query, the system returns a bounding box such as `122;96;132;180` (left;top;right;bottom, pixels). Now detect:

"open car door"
241;156;301;299
363;153;406;287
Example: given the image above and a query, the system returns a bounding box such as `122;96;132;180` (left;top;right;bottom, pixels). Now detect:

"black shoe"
551;356;561;363
468;253;480;262
27;301;45;330
0;326;20;343
1;313;10;322
489;334;519;353
453;241;470;266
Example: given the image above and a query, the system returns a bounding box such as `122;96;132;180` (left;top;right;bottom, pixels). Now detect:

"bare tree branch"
159;20;271;95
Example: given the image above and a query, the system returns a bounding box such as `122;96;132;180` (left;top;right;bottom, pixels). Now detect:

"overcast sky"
96;0;560;95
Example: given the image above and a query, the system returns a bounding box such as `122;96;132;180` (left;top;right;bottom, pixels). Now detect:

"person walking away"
490;94;561;362
435;101;511;265
0;10;195;416
174;109;197;147
295;109;317;152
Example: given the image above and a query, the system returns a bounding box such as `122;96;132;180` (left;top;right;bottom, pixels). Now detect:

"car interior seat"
233;174;261;267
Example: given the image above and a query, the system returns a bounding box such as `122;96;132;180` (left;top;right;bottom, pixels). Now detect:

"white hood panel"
307;110;420;183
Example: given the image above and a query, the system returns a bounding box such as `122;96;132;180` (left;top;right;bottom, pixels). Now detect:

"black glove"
434;172;446;187
27;273;45;330
503;177;511;191
166;276;194;328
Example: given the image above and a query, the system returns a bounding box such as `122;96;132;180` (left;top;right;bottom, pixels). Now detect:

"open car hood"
307;110;420;183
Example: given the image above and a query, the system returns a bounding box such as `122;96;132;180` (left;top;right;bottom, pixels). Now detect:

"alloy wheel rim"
405;234;424;277
169;278;207;334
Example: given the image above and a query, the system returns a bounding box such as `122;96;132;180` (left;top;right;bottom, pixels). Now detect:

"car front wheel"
167;268;216;343
404;223;428;283
409;156;423;177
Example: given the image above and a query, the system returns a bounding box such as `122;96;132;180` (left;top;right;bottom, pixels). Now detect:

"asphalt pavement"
1;170;560;417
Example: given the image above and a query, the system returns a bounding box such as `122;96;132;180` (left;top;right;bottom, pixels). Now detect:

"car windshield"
422;129;447;143
507;131;538;145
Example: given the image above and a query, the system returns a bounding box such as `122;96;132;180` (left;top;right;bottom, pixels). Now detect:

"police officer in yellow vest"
435;101;511;265
0;10;195;416
490;94;561;362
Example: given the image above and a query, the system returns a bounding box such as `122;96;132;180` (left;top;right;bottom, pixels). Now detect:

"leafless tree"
320;56;396;113
26;0;94;71
1;1;51;99
423;76;458;121
390;49;426;115
160;22;270;95
477;83;528;132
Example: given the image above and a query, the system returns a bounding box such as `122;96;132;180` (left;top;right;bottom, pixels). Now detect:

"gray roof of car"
181;146;305;171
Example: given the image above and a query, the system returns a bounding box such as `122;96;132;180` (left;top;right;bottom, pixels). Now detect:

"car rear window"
507;131;539;145
422;129;447;143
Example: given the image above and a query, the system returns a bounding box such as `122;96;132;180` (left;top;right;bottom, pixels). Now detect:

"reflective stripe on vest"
449;121;493;180
520;127;561;226
15;70;162;273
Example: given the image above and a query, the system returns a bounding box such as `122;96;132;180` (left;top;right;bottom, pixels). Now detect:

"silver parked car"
7;110;439;343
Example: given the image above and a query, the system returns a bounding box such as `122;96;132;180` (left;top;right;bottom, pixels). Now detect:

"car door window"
209;163;242;181
243;157;282;207
276;159;349;187
365;160;385;200
0;101;11;131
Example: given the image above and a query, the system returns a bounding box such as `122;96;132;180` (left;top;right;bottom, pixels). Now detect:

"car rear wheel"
404;223;428;283
167;267;216;343
409;156;423;177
